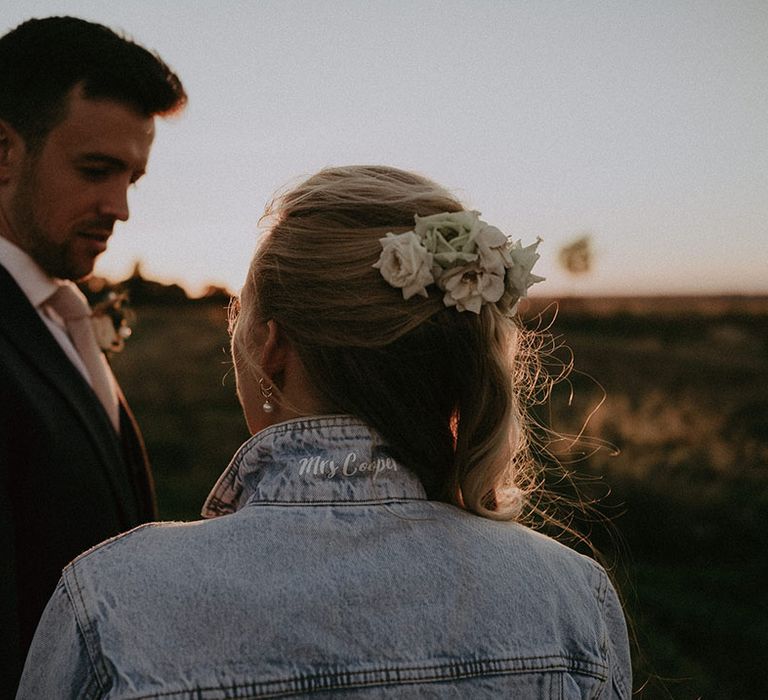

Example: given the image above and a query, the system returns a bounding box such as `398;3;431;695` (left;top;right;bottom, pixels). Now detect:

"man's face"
3;85;155;280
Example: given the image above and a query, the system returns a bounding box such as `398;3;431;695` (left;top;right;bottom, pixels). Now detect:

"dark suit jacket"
0;264;156;694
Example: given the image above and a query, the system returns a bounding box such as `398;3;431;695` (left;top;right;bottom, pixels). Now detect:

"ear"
259;320;292;382
0;120;25;184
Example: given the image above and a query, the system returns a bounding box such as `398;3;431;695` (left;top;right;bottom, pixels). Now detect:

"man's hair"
0;16;187;148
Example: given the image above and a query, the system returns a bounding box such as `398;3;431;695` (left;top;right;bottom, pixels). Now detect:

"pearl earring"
259;378;274;413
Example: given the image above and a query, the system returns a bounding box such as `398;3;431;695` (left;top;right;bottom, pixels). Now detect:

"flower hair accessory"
373;210;544;314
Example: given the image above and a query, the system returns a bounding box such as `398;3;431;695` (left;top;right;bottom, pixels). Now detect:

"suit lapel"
117;386;157;519
0;265;141;523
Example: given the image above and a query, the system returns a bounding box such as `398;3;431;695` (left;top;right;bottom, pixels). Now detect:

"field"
110;295;768;699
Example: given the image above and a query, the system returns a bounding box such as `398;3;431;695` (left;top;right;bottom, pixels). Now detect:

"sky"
6;1;767;296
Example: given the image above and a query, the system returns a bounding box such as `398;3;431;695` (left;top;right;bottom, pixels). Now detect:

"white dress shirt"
0;235;104;389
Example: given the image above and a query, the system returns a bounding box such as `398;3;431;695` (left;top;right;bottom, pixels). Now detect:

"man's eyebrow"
76;153;146;177
76;153;128;168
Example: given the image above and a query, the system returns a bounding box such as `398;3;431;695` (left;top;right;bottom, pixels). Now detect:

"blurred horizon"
87;262;768;314
93;259;768;301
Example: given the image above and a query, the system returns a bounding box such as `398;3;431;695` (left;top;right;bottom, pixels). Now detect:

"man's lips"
78;231;111;253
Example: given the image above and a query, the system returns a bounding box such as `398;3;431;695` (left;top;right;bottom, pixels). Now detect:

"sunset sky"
7;1;767;296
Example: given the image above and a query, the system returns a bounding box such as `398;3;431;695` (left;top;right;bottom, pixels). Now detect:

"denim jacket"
18;415;631;698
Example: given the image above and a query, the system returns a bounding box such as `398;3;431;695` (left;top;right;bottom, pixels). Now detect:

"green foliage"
521;299;768;698
111;304;249;520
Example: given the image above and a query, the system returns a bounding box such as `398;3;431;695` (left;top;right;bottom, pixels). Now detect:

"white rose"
437;262;506;314
414;211;484;269
373;231;435;299
474;222;511;275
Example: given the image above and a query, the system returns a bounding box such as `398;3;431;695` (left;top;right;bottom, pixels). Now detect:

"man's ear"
0;120;24;184
259;320;291;381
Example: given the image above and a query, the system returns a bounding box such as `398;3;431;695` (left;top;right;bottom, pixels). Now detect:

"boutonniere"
90;291;133;353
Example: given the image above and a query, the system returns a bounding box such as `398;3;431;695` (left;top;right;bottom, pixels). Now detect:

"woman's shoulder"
63;518;219;587
428;501;608;579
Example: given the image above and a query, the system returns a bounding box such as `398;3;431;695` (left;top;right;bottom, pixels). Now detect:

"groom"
0;16;186;692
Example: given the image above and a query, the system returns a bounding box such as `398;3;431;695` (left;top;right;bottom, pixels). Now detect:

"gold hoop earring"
259;378;274;413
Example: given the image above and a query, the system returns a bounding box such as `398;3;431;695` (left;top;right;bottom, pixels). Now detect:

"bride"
19;165;631;698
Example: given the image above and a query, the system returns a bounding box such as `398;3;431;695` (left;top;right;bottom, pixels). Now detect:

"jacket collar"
202;415;427;518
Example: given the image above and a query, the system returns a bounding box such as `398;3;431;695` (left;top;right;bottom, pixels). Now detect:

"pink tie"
46;285;121;431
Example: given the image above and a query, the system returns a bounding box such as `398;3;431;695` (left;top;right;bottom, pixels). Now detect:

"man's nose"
100;185;130;222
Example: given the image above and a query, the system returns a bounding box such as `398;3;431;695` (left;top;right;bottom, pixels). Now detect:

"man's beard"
10;162;88;280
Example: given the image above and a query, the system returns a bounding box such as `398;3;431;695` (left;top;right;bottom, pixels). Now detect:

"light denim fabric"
18;415;631;698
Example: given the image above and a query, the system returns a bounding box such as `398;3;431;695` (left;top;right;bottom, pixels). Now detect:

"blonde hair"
233;165;542;521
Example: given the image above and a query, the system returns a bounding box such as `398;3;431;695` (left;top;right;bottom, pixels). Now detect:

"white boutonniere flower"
90;291;133;353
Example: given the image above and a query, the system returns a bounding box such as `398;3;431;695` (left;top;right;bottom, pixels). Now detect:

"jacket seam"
120;654;608;699
590;560;630;698
63;567;109;692
244;497;427;507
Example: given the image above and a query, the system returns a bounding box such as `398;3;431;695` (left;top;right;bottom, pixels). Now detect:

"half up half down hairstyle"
233;165;541;521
